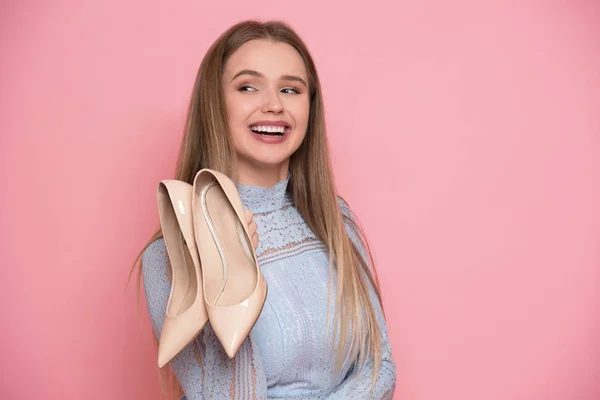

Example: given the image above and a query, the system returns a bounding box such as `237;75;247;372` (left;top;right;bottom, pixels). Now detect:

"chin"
236;152;290;169
238;146;292;164
251;157;291;168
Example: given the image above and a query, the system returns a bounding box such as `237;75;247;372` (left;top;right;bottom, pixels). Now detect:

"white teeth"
251;125;286;133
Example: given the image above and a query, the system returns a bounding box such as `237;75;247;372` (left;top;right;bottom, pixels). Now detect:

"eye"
281;87;301;94
238;85;257;92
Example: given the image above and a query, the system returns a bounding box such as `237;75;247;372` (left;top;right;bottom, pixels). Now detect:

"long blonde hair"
129;19;384;398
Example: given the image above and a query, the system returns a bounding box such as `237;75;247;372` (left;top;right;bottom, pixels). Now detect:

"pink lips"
250;120;290;128
249;120;291;144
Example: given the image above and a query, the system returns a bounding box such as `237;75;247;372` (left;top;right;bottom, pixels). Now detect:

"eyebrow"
230;69;308;88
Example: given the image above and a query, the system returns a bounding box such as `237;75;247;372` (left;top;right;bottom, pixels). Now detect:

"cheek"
226;95;258;126
289;100;310;127
238;100;256;115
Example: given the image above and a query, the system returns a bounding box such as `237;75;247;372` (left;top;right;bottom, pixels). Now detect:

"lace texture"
141;175;396;399
142;240;267;400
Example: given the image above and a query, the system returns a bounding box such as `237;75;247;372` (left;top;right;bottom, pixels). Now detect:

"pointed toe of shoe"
157;319;184;368
222;336;243;359
209;312;255;358
157;309;208;367
207;277;267;359
157;346;173;369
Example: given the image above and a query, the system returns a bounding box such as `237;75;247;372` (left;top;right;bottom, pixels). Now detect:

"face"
222;39;310;178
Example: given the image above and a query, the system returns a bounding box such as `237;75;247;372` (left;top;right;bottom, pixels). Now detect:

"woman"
132;19;396;399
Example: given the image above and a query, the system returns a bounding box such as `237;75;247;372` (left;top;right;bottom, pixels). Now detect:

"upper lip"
249;120;291;128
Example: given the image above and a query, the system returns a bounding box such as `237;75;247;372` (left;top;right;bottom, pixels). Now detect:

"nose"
261;89;283;114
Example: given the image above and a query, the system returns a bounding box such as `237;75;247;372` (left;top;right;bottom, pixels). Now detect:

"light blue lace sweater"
141;175;396;399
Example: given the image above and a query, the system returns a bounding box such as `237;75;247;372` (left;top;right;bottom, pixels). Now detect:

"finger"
248;220;257;234
252;233;259;249
244;209;253;224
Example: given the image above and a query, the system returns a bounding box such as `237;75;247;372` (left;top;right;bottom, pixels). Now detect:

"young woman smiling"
132;20;397;400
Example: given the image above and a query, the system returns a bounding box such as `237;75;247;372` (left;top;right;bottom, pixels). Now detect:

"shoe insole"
160;189;199;317
175;239;198;314
202;183;257;307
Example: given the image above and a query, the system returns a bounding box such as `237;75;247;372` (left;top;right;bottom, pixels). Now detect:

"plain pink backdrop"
1;0;599;399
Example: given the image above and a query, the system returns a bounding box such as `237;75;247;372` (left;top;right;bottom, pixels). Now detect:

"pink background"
1;0;599;399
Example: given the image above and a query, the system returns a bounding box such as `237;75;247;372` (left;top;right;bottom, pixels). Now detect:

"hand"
245;209;259;250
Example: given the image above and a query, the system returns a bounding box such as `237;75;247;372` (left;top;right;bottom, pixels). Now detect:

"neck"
235;159;290;188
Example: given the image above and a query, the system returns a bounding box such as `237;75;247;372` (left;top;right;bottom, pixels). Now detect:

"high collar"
235;172;292;213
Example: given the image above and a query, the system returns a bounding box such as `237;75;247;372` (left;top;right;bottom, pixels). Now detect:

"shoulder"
337;196;362;230
337;196;373;267
141;237;167;274
337;196;353;220
337;196;363;241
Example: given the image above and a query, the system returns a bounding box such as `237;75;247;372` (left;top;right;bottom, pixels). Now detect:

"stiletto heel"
156;180;208;368
192;169;267;358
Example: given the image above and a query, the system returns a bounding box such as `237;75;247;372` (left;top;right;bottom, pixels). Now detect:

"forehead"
223;39;308;80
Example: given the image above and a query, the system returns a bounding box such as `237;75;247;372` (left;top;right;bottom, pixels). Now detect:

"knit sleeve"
327;198;397;399
141;238;268;400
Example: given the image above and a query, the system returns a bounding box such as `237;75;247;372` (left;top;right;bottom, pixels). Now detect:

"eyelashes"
281;87;302;94
237;84;302;94
238;85;256;92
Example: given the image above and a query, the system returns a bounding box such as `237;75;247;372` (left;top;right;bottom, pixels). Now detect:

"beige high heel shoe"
192;169;267;358
156;180;208;368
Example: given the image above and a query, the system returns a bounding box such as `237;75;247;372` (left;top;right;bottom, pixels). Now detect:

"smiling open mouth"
250;125;288;136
